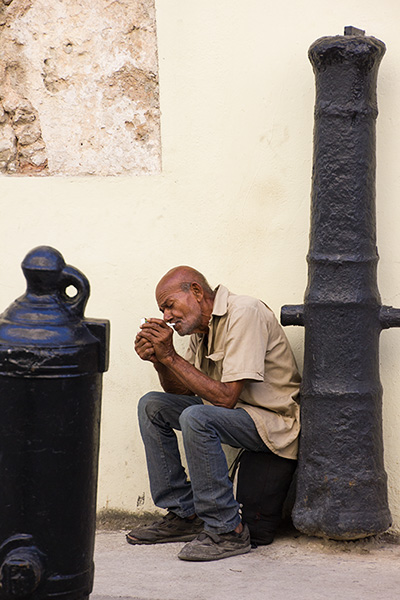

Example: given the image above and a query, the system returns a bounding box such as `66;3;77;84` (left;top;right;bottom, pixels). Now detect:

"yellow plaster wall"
1;0;400;530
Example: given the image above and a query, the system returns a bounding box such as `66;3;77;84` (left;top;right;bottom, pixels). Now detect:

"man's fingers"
144;318;165;326
141;320;170;333
139;330;158;345
135;337;154;353
143;324;173;340
134;336;156;362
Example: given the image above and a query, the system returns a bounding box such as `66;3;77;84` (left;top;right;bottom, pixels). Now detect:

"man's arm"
153;360;195;395
162;352;243;408
138;320;244;408
135;334;194;395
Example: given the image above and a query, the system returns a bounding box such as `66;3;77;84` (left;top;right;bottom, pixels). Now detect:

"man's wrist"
153;360;164;372
160;351;178;368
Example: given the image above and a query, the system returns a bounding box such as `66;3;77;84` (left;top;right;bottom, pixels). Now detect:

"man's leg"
177;404;268;561
126;391;204;545
179;404;268;532
137;390;204;516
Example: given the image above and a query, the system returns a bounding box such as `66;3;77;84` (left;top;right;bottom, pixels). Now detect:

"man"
127;266;301;561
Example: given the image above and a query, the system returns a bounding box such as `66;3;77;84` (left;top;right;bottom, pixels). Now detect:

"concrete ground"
91;526;400;600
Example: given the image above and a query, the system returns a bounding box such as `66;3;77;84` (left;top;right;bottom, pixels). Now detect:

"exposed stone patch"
0;0;161;175
0;0;32;24
42;51;70;94
105;65;159;105
0;124;17;171
0;91;48;174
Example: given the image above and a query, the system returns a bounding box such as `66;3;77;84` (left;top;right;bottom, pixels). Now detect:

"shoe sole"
178;544;251;561
126;532;201;545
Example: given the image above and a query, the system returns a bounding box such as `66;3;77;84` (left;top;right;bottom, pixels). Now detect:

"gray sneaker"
126;512;204;545
178;524;251;561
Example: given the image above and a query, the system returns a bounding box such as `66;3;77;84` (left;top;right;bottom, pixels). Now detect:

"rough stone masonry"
0;0;161;175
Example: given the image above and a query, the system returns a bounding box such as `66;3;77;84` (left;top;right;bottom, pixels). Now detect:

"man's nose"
163;309;172;321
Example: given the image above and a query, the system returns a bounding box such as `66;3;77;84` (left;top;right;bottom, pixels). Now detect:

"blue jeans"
137;391;270;534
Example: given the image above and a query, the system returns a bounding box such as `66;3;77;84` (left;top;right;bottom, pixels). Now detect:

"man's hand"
138;318;176;364
134;333;158;363
135;318;243;407
135;319;194;395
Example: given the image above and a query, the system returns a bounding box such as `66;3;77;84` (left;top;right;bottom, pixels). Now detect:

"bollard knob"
0;246;109;374
21;246;65;295
0;548;43;598
21;246;90;318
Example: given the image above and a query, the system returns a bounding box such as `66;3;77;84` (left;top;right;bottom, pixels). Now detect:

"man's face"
156;283;204;336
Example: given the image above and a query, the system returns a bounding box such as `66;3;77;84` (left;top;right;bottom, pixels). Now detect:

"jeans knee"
138;391;168;424
179;404;207;434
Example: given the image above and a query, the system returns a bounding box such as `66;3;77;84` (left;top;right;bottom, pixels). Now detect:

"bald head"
156;266;213;299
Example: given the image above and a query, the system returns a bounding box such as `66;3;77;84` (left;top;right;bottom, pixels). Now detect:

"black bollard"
281;28;400;540
0;246;109;599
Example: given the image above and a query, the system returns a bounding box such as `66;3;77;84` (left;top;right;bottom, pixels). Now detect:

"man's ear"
190;282;204;302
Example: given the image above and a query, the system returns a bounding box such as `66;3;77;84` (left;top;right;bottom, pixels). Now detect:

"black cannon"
281;27;400;540
0;246;109;599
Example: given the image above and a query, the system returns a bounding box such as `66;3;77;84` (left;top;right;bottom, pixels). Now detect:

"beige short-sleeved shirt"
184;285;301;459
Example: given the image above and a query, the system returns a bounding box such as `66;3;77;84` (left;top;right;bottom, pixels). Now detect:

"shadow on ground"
96;508;400;554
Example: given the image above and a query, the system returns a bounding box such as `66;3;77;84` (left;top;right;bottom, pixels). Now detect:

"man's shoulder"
226;291;273;318
213;285;276;325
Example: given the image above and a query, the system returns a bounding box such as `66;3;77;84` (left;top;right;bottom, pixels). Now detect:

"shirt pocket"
205;351;224;380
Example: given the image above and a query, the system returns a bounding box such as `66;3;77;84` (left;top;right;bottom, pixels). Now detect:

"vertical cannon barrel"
281;28;400;539
0;246;109;599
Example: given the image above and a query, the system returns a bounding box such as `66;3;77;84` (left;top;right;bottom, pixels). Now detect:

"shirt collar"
209;284;230;323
